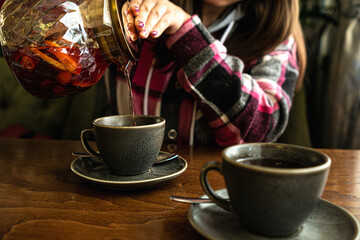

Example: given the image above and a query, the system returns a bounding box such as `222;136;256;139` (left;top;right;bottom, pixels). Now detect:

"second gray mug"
200;143;331;237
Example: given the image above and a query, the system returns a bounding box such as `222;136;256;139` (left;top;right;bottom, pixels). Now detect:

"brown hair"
172;0;306;90
226;0;306;90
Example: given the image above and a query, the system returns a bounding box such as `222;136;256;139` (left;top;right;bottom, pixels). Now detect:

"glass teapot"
0;0;139;99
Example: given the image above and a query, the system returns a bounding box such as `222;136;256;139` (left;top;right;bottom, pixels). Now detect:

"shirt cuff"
165;15;201;49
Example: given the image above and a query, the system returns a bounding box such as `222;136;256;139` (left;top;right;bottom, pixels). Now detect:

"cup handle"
200;161;232;211
80;129;101;159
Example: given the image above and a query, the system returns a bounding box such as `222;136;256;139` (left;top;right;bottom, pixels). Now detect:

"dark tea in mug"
237;157;312;168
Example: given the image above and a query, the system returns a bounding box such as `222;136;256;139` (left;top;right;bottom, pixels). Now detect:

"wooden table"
0;138;359;239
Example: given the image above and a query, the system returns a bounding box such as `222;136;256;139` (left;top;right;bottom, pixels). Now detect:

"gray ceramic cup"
200;143;331;237
80;115;165;175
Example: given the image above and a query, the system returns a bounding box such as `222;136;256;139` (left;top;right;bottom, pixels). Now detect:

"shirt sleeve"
166;15;300;146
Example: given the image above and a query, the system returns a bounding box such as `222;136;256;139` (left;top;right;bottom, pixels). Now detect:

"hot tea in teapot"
0;0;139;99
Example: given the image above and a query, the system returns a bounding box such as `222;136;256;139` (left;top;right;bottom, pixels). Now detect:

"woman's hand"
124;0;191;40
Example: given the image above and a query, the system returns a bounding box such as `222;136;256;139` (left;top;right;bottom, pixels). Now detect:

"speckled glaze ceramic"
200;143;331;237
188;189;360;240
70;155;187;190
81;115;165;175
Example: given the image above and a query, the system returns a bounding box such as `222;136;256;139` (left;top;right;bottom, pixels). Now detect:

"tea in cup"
81;115;165;175
200;143;331;237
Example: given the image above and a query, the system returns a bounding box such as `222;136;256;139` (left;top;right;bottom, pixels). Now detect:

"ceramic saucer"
70;154;187;190
188;189;360;240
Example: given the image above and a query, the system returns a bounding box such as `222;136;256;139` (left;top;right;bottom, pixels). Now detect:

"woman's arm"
166;16;299;146
126;1;300;146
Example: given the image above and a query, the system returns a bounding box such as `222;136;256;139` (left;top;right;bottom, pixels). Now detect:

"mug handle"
80;129;101;159
200;161;232;211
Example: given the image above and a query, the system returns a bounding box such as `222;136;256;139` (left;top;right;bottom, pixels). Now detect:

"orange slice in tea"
44;40;78;73
30;47;68;72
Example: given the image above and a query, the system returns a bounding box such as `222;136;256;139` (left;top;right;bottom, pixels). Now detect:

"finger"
142;4;168;38
148;12;172;38
122;2;137;41
133;0;157;32
126;19;138;41
129;0;142;16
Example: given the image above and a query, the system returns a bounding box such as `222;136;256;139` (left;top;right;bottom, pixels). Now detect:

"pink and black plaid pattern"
118;15;299;146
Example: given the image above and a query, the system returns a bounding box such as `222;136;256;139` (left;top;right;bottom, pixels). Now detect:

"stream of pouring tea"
124;60;136;126
124;1;137;126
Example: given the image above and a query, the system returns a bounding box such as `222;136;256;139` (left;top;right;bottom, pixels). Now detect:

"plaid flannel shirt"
114;15;299;146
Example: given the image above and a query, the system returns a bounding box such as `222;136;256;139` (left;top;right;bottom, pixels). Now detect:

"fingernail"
133;6;139;12
151;30;158;36
127;22;132;29
137;20;144;28
140;29;148;36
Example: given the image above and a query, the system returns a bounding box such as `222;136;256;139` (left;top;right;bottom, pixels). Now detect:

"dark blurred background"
300;0;360;148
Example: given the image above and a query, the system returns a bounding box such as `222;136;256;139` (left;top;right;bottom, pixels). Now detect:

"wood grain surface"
0;138;359;239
